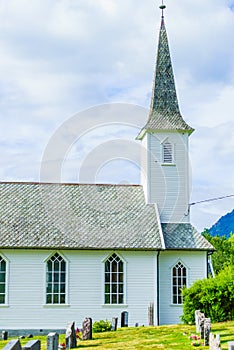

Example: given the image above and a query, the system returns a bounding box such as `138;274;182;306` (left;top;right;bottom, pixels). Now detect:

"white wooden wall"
141;132;191;223
158;250;207;325
0;249;157;330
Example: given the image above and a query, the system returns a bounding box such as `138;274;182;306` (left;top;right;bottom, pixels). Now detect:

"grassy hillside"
1;321;234;349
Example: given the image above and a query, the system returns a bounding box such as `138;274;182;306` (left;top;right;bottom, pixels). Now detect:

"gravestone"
46;333;58;350
228;341;234;350
65;321;77;349
200;317;205;339
204;318;211;346
195;310;205;334
209;333;221;350
111;317;118;331
82;318;92;340
23;340;40;350
2;331;8;340
148;302;154;326
3;340;21;350
121;311;128;327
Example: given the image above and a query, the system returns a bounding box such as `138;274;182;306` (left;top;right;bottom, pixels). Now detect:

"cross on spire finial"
159;0;166;19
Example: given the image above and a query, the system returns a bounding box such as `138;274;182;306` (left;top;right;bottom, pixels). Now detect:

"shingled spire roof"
137;7;194;139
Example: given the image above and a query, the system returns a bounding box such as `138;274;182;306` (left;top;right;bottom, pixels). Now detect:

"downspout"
157;250;160;326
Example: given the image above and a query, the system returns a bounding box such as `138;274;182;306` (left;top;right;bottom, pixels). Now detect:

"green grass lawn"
0;322;233;350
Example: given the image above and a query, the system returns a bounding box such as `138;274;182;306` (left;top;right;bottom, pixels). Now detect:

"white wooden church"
0;6;213;334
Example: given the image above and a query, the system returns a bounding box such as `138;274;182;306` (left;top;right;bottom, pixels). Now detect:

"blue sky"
0;0;233;231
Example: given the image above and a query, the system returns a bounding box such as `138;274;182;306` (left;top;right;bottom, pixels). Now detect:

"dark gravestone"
121;311;128;327
46;333;58;350
2;331;8;340
23;340;40;350
82;318;92;340
204;318;211;346
111;317;118;331
65;321;77;349
3;340;22;350
200;317;205;339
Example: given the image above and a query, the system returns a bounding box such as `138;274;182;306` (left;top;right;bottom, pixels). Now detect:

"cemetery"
0;313;234;350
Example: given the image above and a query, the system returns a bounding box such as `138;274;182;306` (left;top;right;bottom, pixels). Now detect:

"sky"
0;0;234;232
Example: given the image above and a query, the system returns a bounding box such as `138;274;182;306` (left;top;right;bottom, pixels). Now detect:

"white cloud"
0;0;233;230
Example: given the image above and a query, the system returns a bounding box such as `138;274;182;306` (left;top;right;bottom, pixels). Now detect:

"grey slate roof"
0;182;163;250
162;223;214;250
137;18;194;139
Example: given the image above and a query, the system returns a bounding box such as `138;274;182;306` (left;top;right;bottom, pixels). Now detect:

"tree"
202;230;234;274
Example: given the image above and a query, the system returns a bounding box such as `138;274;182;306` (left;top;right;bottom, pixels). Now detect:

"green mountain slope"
209;209;234;238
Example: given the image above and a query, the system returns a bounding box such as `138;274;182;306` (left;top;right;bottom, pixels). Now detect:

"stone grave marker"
148;302;154;326
121;311;128;327
2;331;8;340
23;340;40;350
46;333;58;350
82;318;92;340
3;339;22;350
228;341;234;350
204;318;211;346
65;321;77;349
111;317;118;331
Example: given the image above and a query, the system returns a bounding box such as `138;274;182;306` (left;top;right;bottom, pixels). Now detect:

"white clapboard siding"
158;251;207;325
0;249;157;330
142;132;190;223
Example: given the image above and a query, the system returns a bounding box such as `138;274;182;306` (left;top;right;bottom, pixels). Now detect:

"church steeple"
137;4;194;140
137;3;193;224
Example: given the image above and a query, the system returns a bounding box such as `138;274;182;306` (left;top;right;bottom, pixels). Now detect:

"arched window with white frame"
0;255;6;304
172;261;187;304
46;252;66;304
104;253;124;304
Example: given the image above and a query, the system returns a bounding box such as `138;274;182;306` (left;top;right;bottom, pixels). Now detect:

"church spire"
137;3;194;139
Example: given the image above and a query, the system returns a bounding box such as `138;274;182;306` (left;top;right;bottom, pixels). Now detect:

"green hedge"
181;265;234;324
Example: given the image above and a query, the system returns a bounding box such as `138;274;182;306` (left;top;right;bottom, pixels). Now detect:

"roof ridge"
0;181;142;187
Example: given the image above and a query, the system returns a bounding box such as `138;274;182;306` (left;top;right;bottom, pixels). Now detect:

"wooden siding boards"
158;251;207;325
0;249;157;329
142;132;190;223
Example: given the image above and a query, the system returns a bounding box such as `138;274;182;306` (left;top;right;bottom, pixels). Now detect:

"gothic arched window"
46;253;66;304
0;256;6;304
104;253;124;304
172;261;187;304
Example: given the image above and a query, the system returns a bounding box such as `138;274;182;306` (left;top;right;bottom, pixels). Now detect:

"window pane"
0;273;5;283
54;272;59;283
118;294;123;304
0;294;5;304
112;294;117;304
105;273;110;283
60;283;66;293
105;294;110;304
60;294;66;304
105;284;110;293
47;294;52;304
0;284;5;293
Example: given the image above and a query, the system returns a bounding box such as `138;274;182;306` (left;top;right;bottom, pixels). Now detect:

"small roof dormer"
137;3;194;140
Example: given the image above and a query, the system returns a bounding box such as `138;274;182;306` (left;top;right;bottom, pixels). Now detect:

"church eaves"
137;8;194;140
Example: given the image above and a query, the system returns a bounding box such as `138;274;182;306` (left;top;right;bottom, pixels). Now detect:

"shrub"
93;319;112;333
181;265;234;324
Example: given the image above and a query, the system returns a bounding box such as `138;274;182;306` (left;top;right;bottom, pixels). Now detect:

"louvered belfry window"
163;141;173;163
105;253;124;304
0;256;6;304
172;261;187;304
46;253;66;304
